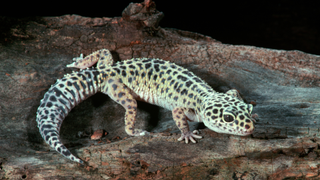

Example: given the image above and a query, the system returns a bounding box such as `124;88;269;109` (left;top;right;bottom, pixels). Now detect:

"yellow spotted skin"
37;49;256;164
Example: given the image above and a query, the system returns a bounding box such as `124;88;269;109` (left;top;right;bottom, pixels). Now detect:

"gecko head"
202;95;255;136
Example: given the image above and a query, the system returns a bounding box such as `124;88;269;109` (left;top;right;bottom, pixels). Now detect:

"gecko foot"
66;53;84;69
178;130;202;143
131;129;150;136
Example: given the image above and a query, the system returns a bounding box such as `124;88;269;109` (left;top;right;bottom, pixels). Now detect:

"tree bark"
0;1;319;179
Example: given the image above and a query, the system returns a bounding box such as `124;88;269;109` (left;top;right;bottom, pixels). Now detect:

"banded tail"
36;69;101;163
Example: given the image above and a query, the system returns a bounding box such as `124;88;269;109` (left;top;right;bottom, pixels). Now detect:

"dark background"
1;0;320;55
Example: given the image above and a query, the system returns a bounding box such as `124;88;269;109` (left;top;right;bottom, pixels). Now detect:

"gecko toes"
178;130;202;144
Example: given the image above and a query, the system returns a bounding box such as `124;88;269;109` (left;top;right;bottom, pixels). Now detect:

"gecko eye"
223;115;234;122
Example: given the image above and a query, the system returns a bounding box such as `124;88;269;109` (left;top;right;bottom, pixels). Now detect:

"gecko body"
36;49;256;163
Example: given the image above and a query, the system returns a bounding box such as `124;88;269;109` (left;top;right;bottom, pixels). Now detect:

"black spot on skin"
136;63;143;69
215;104;222;107
173;82;179;89
120;66;126;69
114;68;121;74
141;72;146;78
188;94;193;98
173;96;178;101
161;66;167;70
121;100;126;105
170;80;175;86
40;124;54;132
205;106;213;111
58;98;67;106
239;115;245;120
167;70;172;74
173;71;178;76
44;110;49;114
58;84;64;88
225;97;230;101
165;88;169;93
80;81;87;90
193;77;202;83
191;84;198;91
181;89;188;95
142;58;152;63
176;115;180;119
71;77;78;81
49;96;57;102
119;78;123;83
112;84;117;91
153;60;165;64
167;76;172;81
182;70;193;77
193;102;196;106
68;89;76;100
46;102;53;108
240;122;244;127
62;150;71;156
245;119;251;123
110;72;116;76
168;93;172;98
224;104;230;107
183;99;186;103
118;92;125;98
128;105;132;109
159;71;164;78
129;70;135;76
72;82;81;91
161;78;166;84
154;64;160;72
145;63;152;69
108;79;114;83
206;112;211;116
234;120;239;125
170;65;177;69
122;70;127;77
126;99;132;102
177;75;187;81
129;65;135;69
128;77;132;83
148;69;153;80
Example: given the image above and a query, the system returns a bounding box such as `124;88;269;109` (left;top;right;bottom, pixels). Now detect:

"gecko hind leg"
66;49;114;70
103;79;150;137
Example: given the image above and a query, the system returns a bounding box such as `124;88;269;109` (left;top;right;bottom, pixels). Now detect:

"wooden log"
0;1;319;179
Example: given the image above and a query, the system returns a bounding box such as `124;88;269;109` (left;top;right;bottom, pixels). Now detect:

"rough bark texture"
1;1;320;179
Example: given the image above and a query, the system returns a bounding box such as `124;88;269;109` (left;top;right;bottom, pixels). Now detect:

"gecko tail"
36;69;100;163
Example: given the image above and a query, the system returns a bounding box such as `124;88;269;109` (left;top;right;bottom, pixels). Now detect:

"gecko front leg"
172;107;202;143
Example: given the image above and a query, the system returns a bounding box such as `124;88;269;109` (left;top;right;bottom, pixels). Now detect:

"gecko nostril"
245;125;251;129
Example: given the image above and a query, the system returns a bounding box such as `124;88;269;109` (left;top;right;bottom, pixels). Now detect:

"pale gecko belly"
130;88;176;111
